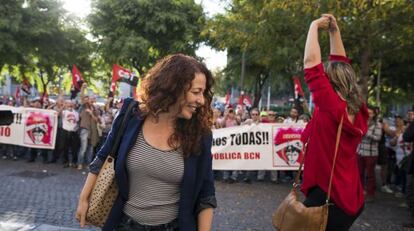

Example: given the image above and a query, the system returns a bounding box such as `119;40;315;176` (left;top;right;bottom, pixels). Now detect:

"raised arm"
303;17;330;68
323;14;346;57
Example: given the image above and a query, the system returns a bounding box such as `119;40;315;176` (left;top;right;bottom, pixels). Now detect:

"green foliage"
204;0;414;106
88;0;206;74
0;0;92;96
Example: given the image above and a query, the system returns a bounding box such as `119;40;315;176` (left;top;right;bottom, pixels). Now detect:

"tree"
0;0;92;97
88;0;206;76
0;0;27;70
204;0;414;109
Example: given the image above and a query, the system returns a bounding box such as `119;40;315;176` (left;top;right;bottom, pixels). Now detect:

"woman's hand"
312;16;330;30
75;198;89;227
322;13;338;32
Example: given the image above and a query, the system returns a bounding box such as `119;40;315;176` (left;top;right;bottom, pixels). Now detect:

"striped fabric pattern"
123;130;184;225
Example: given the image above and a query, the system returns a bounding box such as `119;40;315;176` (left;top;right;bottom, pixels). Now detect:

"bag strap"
292;115;344;205
109;101;137;158
326;115;344;204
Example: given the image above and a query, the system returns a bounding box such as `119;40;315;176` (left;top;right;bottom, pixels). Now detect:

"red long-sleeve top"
300;55;368;216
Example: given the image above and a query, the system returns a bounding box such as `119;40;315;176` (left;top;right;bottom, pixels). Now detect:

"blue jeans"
222;170;238;181
77;128;93;165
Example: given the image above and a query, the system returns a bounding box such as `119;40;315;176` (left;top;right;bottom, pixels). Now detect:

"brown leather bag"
85;101;137;227
272;115;344;231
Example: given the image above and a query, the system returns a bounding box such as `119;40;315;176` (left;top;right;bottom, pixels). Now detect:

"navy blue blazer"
89;98;216;231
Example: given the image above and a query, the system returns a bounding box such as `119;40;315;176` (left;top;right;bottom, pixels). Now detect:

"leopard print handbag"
85;100;137;227
85;156;118;227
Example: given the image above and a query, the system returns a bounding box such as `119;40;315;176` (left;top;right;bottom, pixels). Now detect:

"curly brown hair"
139;54;214;157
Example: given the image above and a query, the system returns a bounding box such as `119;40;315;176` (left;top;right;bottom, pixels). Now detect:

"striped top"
123;130;184;225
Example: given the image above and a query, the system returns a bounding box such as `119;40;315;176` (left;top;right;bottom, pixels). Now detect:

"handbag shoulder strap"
326;115;344;204
109;100;137;158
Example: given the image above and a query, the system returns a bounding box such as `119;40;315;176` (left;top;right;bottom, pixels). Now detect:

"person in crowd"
276;116;285;123
257;110;283;184
259;111;269;123
241;108;261;183
1;98;19;161
221;106;240;128
267;110;277;123
77;95;99;170
358;105;383;202
220;106;241;183
403;113;414;228
62;100;80;168
49;96;65;163
263;109;280;183
235;104;249;122
242;108;260;126
89;95;101;157
283;106;303;124
96;105;113;151
298;113;311;123
281;107;304;182
212;107;223;129
76;54;216;231
383;115;401;192
393;115;411;198
375;107;394;194
27;98;49;163
407;110;414;124
300;14;368;230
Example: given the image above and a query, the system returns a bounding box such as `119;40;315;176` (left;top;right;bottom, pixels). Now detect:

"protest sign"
212;123;306;170
0;105;58;149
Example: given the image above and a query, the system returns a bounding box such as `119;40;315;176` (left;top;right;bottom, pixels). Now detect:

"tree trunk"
252;71;269;109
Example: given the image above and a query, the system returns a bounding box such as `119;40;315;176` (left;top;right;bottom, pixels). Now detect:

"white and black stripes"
123;130;184;226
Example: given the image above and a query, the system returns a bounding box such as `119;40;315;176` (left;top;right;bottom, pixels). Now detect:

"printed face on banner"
272;127;304;167
24;111;54;146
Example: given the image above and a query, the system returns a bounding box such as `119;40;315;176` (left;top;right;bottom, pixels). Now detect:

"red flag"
21;77;31;94
238;94;244;106
225;90;231;106
111;64;138;93
41;89;49;104
238;93;252;107
15;86;21;106
293;76;304;99
72;65;85;90
243;94;252;107
15;86;20;99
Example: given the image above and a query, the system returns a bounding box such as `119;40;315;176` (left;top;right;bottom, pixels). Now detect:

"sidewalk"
0;159;413;230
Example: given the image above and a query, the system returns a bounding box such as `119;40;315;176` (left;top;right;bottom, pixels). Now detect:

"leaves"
88;0;206;73
205;0;414;108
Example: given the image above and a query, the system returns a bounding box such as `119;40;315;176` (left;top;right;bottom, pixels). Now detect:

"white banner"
0;105;58;149
212;123;306;170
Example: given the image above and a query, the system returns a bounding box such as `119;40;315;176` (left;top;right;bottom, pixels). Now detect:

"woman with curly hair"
300;14;368;230
76;54;216;231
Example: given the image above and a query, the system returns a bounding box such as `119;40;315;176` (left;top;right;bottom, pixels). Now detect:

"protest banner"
0;105;58;150
212;123;306;170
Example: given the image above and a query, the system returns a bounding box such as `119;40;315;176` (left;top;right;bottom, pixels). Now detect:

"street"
0;159;412;231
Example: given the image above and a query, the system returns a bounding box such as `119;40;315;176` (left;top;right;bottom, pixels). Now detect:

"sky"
62;0;228;71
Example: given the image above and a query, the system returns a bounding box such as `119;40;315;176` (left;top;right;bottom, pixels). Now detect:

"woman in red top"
301;14;368;231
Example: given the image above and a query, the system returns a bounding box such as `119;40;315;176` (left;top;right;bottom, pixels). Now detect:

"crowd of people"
212;104;309;184
1;92;413;199
358;107;414;204
0;83;122;170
